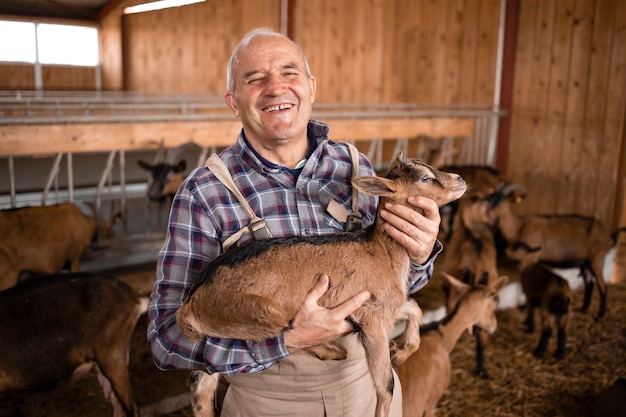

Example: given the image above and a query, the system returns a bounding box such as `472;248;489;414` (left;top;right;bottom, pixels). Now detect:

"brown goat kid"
521;263;573;359
437;196;500;379
397;273;508;417
176;156;467;417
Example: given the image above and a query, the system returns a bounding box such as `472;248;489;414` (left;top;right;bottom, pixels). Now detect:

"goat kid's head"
441;271;508;335
352;154;467;209
138;159;187;202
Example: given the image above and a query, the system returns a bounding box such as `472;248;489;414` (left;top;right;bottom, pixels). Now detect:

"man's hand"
380;195;441;264
283;274;370;350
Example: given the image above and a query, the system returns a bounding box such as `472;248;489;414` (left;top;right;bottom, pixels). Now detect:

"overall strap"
206;142;362;250
205;153;272;251
326;142;363;231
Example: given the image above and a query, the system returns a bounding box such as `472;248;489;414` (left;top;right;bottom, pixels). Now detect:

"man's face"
224;35;316;148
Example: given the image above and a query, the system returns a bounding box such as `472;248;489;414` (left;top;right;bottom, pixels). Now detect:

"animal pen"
0;90;505;270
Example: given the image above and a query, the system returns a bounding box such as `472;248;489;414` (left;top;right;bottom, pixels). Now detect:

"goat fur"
521;263;573;358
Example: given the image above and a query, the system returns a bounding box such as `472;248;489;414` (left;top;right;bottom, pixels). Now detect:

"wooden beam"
0;117;476;156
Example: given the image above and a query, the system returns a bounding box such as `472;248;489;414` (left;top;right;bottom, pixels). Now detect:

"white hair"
226;27;313;92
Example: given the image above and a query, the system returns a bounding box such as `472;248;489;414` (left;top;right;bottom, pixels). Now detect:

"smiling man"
147;27;443;417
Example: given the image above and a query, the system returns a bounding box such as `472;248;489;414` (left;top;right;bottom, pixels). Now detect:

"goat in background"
397;272;508;417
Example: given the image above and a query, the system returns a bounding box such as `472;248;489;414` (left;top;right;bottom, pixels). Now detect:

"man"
148;27;442;416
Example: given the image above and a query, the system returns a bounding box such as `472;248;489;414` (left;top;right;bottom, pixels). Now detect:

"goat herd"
0;152;624;417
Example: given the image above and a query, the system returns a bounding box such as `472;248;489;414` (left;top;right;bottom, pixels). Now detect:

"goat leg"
359;317;394;417
589;259;608;320
389;299;422;367
555;327;567;359
474;329;489;379
581;266;594;314
524;305;535;334
534;327;552;357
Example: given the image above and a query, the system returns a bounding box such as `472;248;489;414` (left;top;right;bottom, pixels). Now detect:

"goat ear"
441;272;470;293
352;176;398;196
175;160;187;172
137;160;155;171
491;275;509;293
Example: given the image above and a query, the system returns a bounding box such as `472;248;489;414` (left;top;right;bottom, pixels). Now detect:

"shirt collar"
241;120;329;172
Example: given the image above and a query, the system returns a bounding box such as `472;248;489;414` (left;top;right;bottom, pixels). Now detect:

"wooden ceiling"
0;0;114;21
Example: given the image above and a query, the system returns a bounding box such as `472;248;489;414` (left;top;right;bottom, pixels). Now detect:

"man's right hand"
283;274;371;350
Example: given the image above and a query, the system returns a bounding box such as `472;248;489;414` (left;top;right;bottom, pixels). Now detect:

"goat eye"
420;175;431;183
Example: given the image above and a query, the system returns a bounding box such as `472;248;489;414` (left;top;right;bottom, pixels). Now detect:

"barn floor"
0;262;624;417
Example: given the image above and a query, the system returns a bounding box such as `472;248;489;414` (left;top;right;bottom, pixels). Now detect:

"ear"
175;160;187;172
352;176;398;196
491;275;509;293
309;76;317;103
137;160;154;171
224;91;239;118
441;272;471;294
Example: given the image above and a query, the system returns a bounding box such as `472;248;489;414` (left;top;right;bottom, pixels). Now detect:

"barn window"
123;0;205;15
0;20;98;67
0;20;36;63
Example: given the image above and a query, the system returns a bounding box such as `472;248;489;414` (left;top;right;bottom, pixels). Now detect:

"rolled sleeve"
407;240;443;294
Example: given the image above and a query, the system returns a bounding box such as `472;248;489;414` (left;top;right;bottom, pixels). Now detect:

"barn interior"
0;1;625;416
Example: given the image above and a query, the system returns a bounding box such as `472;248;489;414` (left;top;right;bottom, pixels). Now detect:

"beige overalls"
219;334;402;417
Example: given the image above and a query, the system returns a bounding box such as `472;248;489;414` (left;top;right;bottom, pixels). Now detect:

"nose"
265;73;286;95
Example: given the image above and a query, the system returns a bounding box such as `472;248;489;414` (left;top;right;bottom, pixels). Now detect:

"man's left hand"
379;195;440;264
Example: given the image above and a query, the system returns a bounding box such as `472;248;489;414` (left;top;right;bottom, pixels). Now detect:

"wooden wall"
0;0;625;229
507;0;626;230
121;0;281;92
112;0;503;104
292;0;501;104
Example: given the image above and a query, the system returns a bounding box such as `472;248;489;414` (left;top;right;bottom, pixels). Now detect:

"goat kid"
0;272;147;417
437;196;500;378
176;155;467;417
397;272;508;417
521;263;573;359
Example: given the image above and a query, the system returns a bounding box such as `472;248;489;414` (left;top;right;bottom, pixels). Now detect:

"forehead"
234;36;305;74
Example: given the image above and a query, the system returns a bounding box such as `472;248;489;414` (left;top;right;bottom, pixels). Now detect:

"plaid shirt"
147;120;442;375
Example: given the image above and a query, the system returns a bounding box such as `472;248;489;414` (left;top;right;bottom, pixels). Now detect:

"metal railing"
0;91;506;270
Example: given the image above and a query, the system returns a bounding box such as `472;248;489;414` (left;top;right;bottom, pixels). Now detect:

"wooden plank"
458;0;480;102
507;0;538;213
557;0;595;215
589;0;620;224
603;0;626;229
525;0;556;214
474;0;500;103
538;0;575;214
0;117;475;156
441;0;465;103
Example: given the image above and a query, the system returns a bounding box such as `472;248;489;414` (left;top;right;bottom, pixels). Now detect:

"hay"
428;283;626;417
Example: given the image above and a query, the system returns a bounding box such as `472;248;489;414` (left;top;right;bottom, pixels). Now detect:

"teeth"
265;104;293;112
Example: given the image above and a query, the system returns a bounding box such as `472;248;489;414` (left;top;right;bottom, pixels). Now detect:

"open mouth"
264;103;294;112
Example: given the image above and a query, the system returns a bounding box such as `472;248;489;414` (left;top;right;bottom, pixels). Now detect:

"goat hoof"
533;349;545;358
554;350;566;360
475;369;490;380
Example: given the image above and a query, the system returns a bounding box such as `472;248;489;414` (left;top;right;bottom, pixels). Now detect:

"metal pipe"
42;153;63;205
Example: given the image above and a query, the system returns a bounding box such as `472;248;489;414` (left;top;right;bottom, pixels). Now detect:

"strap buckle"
344;214;362;232
249;219;272;241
